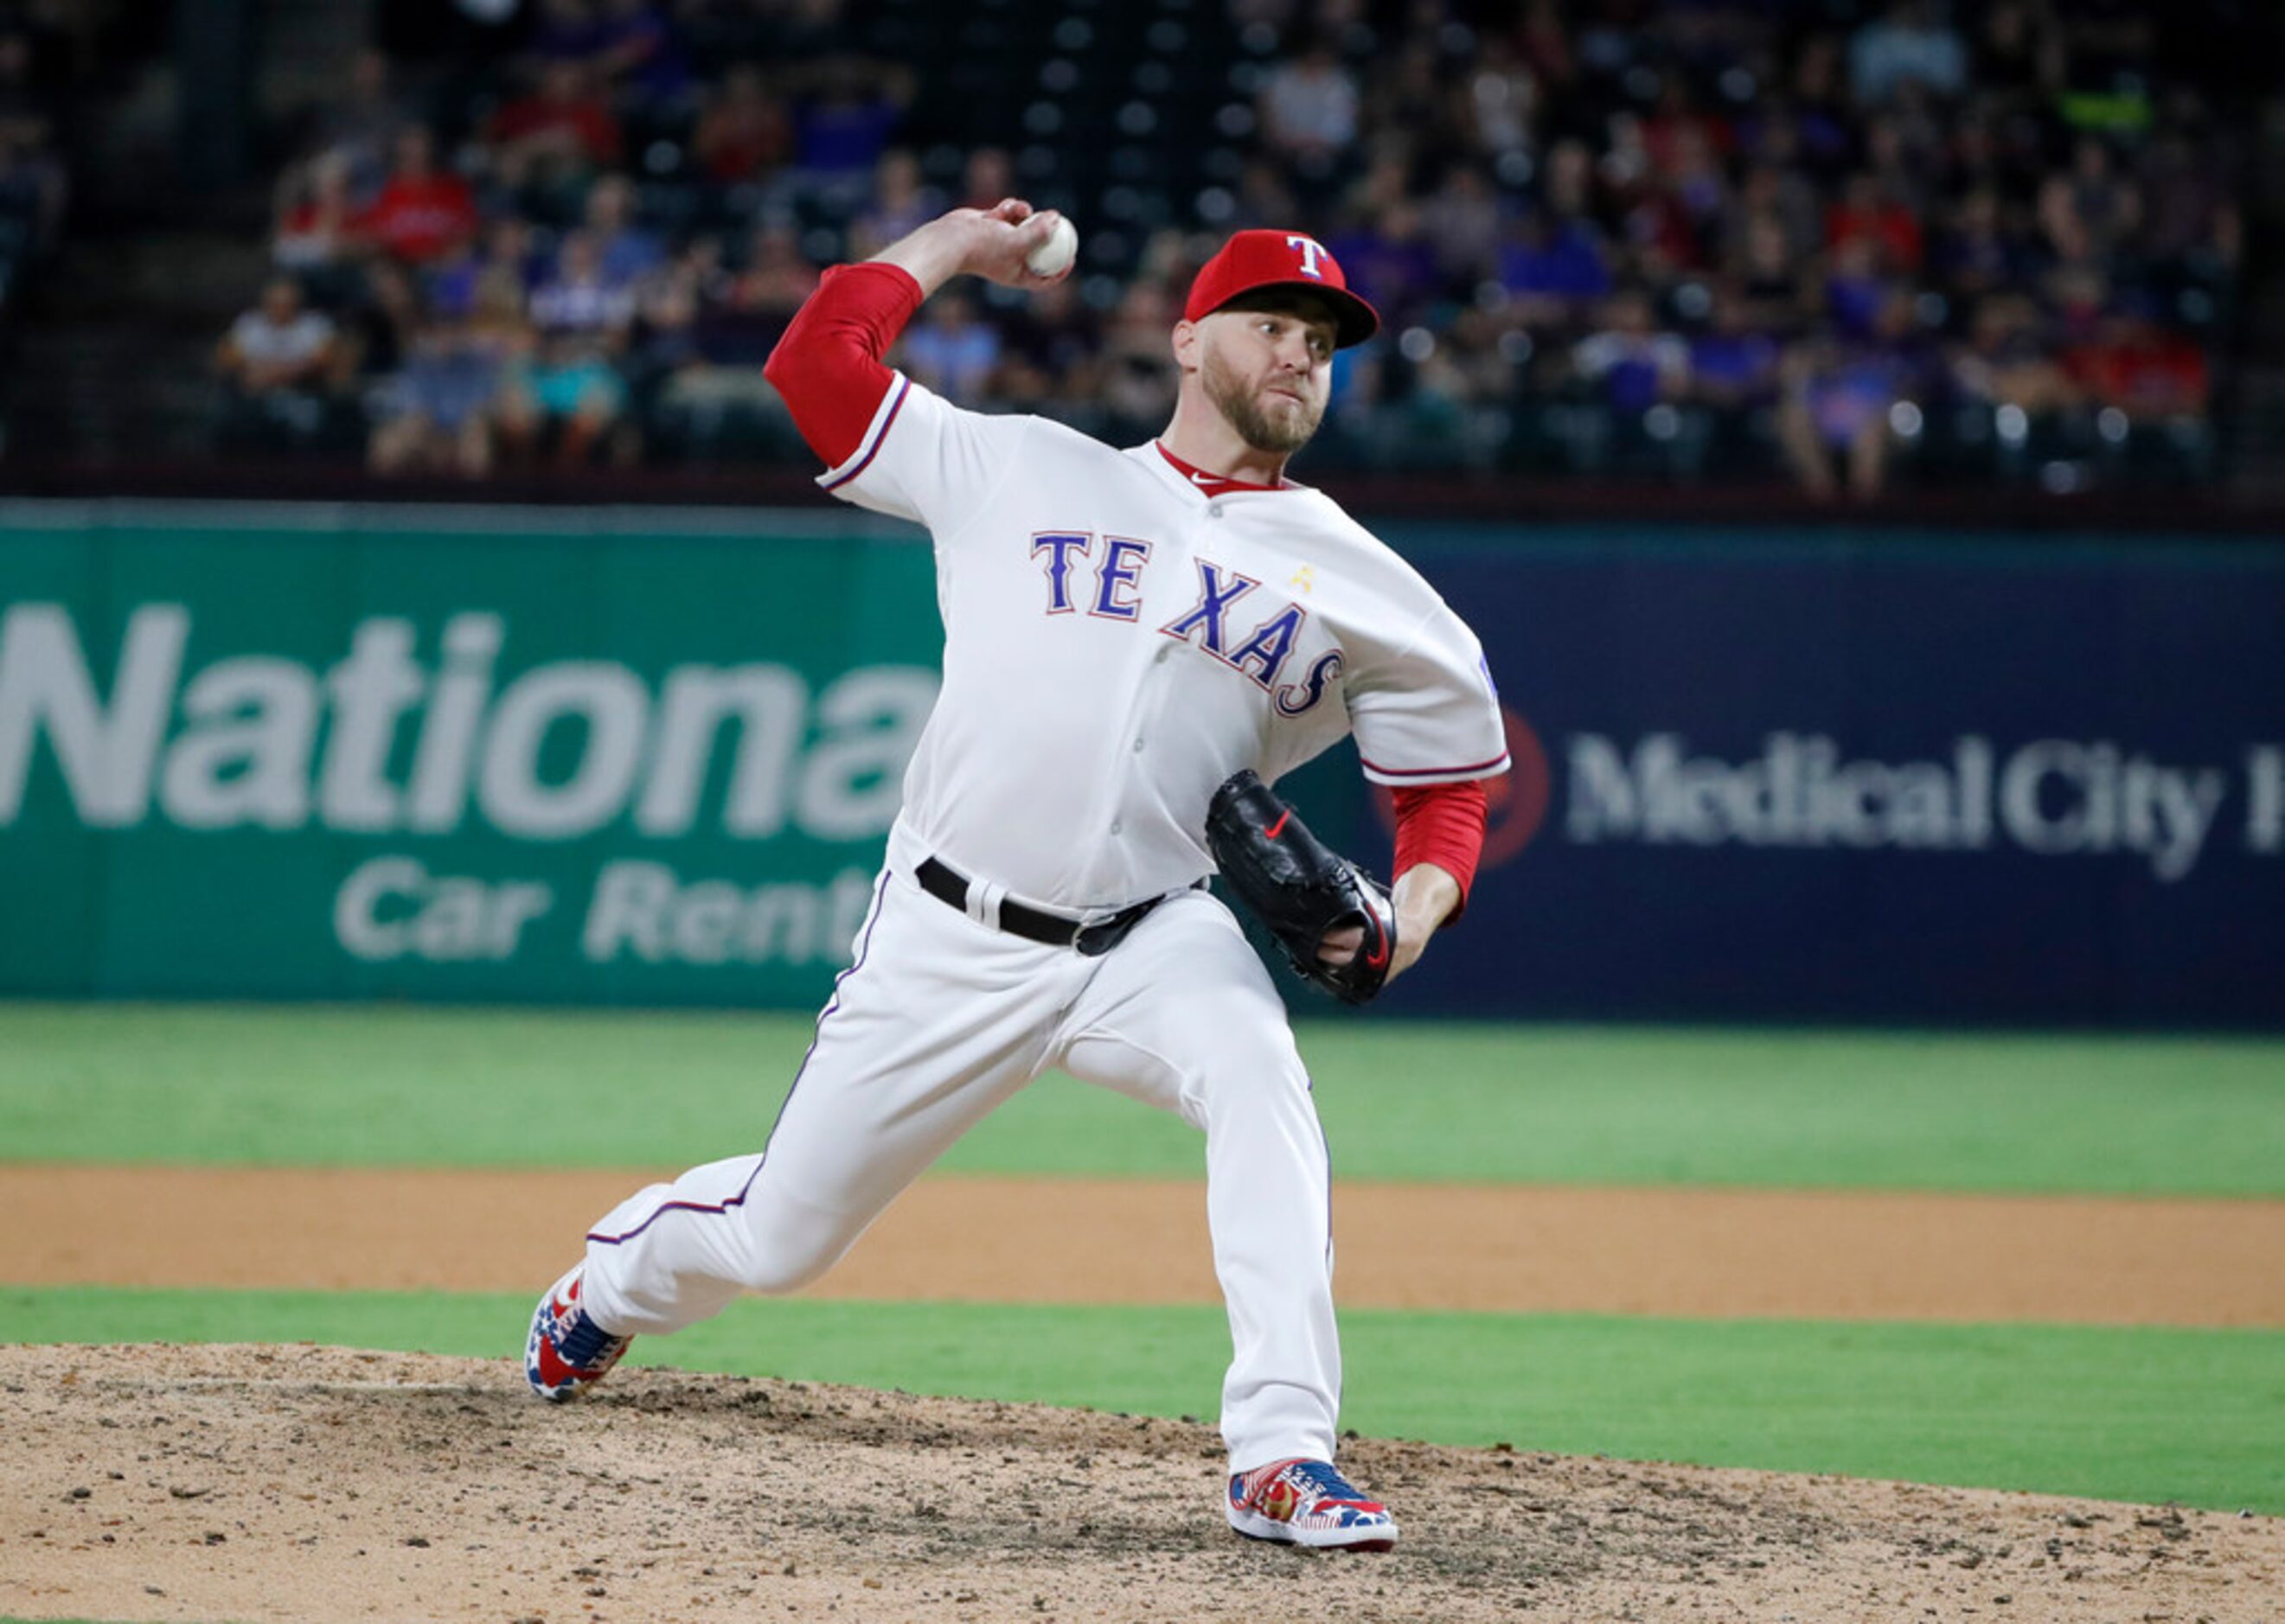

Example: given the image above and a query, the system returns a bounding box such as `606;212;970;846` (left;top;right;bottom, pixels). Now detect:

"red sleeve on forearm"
762;261;926;467
1392;780;1490;923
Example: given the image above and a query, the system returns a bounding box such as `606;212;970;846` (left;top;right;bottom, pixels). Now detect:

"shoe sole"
1226;1505;1399;1551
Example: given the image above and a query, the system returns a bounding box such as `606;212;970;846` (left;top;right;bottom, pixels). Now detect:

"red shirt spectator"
691;63;790;182
358;126;477;265
486;61;624;172
2063;317;2209;418
1826;174;1923;272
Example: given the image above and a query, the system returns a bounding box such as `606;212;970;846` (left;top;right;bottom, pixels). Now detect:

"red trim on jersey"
1361;750;1512;781
1155;442;1298;498
763;262;925;468
1393;780;1488;923
820;375;911;490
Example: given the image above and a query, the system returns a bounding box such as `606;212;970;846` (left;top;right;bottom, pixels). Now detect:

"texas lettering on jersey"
1031;539;1339;718
816;374;1508;907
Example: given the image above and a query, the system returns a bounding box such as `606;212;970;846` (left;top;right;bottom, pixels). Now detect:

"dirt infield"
7;1172;2282;1621
8;1165;2285;1324
3;1344;2281;1624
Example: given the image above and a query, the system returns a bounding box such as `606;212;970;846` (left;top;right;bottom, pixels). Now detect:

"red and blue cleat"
1226;1457;1399;1550
524;1264;632;1403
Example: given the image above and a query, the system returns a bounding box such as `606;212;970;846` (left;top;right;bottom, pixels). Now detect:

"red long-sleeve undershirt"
762;261;924;466
1393;781;1488;922
764;263;1491;921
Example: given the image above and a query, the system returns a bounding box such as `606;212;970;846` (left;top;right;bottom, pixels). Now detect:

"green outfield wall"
0;501;949;1005
7;500;2282;1021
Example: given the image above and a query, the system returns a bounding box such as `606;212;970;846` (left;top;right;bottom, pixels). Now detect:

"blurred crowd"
0;3;74;348
216;0;2243;496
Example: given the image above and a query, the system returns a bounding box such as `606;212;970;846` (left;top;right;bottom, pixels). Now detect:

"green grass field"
5;1002;2283;1513
7;1003;2282;1193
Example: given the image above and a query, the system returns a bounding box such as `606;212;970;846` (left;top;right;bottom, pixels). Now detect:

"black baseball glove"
1205;769;1398;1006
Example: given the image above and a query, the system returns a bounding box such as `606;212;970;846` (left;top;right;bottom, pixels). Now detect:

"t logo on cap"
1181;229;1381;348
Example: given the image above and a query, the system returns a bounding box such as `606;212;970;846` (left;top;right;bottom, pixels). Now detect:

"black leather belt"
916;856;1172;957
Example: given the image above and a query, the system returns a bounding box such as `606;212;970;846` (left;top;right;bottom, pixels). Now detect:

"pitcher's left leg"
1054;892;1341;1472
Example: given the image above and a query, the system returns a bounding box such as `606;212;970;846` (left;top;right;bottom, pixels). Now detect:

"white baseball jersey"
816;373;1510;911
567;336;1503;1487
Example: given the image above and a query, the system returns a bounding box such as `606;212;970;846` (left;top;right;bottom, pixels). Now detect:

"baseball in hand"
1025;215;1078;278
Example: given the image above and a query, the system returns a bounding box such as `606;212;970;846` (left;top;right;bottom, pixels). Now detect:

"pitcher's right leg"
530;869;1074;1396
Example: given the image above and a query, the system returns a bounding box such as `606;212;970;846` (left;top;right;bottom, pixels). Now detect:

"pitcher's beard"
1203;348;1323;455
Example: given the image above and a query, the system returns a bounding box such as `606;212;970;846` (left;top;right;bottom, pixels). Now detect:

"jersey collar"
1153;441;1303;499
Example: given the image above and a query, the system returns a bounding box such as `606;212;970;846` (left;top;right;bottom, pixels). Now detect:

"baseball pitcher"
526;200;1509;1551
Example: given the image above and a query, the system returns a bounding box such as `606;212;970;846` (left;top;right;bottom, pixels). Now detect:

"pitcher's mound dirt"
3;1344;2278;1624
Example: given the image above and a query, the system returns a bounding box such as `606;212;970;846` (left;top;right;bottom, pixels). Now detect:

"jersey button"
1110;819;1123;834
1207;505;1224;520
1132;736;1146;753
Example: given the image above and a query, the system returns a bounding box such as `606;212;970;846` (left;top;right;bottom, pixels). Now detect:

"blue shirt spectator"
1499;215;1614;304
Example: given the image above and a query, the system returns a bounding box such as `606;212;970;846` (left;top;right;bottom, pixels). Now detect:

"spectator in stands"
2063;307;2211;425
2138;124;2241;280
691;64;790;184
496;326;628;468
485;60;624;196
368;309;510;478
582;174;665;286
848;148;938;261
1258;39;1359;173
1849;0;1968;105
190;0;2246;501
1786;34;1858;176
1930;187;2023;304
340;259;423;385
530;230;638;338
272;152;361;279
899;290;1000;406
214;277;340;450
1777;291;1930;500
360;125;478;266
991;276;1100;410
1728;207;1811;327
624;246;702;400
789;56;911;205
1498;205;1612;329
726;221;818;327
430;215;538;322
310;48;411;205
1418;164;1502;290
1730;155;1821;271
1827;172;1923;276
958;148;1021;214
1328;197;1440;329
1571;291;1691;414
2041;138;2141;266
1097;284;1180;441
1461;38;1538;160
523;0;608;75
1232;156;1301;232
657;235;791;432
1974;2;2064;112
1822;234;1894;342
1688;287;1783;414
1948;291;2077;418
591;0;692;112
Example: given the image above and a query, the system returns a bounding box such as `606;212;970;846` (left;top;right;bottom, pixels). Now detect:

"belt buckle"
1072;900;1148;958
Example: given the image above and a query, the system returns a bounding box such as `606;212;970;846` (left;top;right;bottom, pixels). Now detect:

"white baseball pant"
576;862;1342;1472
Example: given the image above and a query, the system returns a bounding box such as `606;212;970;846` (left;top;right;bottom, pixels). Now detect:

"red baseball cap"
1182;229;1380;349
